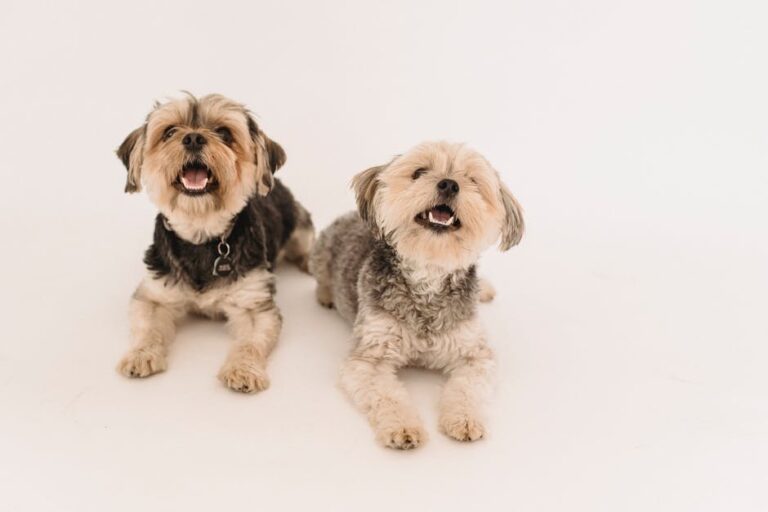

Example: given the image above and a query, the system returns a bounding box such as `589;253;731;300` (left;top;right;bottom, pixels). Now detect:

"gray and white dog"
310;141;524;449
116;94;313;393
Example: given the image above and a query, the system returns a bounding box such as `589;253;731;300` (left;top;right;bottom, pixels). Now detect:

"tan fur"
340;301;495;448
351;164;385;230
116;93;306;391
362;141;523;271
118;93;285;243
478;278;496;303
118;269;281;393
280;224;315;272
277;204;315;272
320;141;523;449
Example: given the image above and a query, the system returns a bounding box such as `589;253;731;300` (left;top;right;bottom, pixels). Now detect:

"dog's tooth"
427;210;454;226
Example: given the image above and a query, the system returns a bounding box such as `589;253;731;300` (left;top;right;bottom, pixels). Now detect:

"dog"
309;141;523;449
115;93;314;393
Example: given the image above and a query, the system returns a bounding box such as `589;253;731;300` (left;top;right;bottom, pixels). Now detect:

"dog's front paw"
376;424;427;450
218;361;270;393
296;256;311;274
440;414;486;442
477;278;496;303
118;348;167;378
315;285;334;309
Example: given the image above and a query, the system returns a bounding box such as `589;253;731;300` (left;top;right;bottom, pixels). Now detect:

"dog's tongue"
181;168;208;189
430;207;452;223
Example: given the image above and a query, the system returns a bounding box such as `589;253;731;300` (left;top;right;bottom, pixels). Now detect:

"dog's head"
116;93;285;218
352;141;524;270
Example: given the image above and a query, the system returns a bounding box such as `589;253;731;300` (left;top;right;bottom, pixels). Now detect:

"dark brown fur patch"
144;179;304;291
351;165;384;230
499;183;524;250
265;137;286;172
116;126;145;193
247;116;260;140
181;91;200;127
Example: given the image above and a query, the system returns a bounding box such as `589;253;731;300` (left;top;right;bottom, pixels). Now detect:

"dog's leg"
478;278;496;303
340;353;426;450
282;203;315;273
218;305;282;393
118;294;182;378
283;225;314;273
315;281;334;309
308;229;334;308
438;344;495;442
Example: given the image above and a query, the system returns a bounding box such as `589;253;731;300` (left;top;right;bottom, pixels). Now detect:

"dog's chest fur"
144;180;297;291
362;243;478;337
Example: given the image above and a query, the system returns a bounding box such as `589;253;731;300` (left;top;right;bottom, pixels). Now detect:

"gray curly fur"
309;212;478;336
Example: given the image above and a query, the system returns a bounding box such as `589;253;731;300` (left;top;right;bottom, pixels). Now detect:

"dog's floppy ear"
248;115;286;196
499;183;524;250
116;126;146;193
351;165;384;230
264;136;286;174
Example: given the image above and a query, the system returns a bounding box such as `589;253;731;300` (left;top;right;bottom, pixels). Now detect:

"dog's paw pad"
218;363;270;394
440;415;486;442
118;349;166;378
378;425;426;450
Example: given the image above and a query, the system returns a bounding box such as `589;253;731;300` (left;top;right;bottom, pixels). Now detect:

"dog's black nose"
437;178;459;197
182;132;207;151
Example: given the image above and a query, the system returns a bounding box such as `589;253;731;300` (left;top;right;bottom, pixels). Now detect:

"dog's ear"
116;126;145;193
264;136;286;174
248;115;286;196
499;183;524;251
351;165;384;230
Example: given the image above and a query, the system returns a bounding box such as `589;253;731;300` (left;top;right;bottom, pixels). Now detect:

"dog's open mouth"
174;162;217;195
415;204;461;232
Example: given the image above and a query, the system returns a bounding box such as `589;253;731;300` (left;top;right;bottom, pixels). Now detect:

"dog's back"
309;211;374;323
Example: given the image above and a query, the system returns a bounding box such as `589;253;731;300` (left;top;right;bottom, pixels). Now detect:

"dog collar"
161;215;236;278
212;232;234;277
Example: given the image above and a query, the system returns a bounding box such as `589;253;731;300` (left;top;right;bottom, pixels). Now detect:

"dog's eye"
412;168;428;180
162;126;176;141
215;127;233;144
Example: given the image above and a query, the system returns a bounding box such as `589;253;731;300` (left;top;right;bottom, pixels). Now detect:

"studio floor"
1;1;766;511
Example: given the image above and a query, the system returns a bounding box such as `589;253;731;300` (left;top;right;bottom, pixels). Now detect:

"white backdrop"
1;1;767;511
